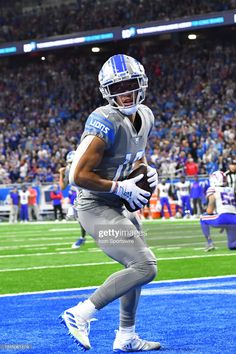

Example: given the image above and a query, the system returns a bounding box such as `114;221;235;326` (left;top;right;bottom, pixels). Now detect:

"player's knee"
145;262;157;282
137;261;157;284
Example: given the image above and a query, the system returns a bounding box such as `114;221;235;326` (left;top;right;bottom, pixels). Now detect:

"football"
124;163;155;212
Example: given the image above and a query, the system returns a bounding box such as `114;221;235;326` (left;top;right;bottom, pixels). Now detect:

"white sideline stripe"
0;236;86;243
0;221;78;226
0;235;204;242
0;241;76;250
0;261;116;272
0;219;199;227
0;274;235;297
142;289;236;295
0;229;81;237
142;281;236;293
0;244;227;259
49;228;83;232
0;238;226;251
1;252;236;272
38;281;236;300
0;246;180;258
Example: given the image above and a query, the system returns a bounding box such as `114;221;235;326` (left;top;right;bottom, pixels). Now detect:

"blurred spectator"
185;157;198;176
19;185;29;223
28;185;40;221
0;0;234;43
8;186;19;223
50;184;64;221
157;178;173;219
190;176;203;216
176;176;192;217
0;35;235;183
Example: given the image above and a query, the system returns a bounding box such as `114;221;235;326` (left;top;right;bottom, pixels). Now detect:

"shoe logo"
124;343;133;350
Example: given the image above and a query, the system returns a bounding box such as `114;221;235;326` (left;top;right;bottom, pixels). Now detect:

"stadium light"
91;47;100;53
188;33;197;40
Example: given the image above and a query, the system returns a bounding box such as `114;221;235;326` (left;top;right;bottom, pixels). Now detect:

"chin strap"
119;105;139;116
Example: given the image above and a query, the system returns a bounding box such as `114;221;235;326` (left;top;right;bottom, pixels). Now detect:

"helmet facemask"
100;77;147;115
99;54;148;115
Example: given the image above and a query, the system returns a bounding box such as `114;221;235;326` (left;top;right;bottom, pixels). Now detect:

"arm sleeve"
82;111;116;149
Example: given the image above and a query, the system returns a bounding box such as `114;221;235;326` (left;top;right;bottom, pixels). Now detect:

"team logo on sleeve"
89;119;110;134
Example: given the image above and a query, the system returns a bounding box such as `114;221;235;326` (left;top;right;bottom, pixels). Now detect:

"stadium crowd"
0;0;235;43
0;37;235;185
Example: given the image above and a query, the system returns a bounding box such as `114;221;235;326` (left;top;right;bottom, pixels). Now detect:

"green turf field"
0;220;236;295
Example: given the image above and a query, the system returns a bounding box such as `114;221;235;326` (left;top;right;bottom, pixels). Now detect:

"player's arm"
206;194;216;214
69;135;113;191
69;135;151;210
59;167;68;190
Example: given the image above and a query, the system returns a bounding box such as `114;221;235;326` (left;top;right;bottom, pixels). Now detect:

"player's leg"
186;196;192;215
200;215;219;251
198;198;204;214
71;208;87;249
193;198;197;215
53;205;57;221
34;204;40;221
219;214;236;250
226;226;236;250
60;205;159;350
166;199;172;218
14;206;18;223
181;196;186;216
28;205;32;222
25;205;29;222
86;207;157;309
20;205;25;222
9;206;13;223
71;222;86;249
59;204;64;220
160;197;165;218
118;209;143;334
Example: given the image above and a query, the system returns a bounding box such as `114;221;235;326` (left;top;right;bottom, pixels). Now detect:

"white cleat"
60;305;92;350
113;331;161;352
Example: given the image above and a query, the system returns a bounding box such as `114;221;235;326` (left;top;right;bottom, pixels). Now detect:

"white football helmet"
209;170;227;187
98;54;148;115
66;150;75;164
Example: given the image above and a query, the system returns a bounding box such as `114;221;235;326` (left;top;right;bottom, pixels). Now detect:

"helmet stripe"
111;54;127;74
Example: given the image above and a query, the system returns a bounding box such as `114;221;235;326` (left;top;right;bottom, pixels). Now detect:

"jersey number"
114;151;144;180
220;192;236;207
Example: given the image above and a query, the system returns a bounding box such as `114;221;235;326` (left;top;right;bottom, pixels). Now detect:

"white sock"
76;299;97;321
118;325;135;340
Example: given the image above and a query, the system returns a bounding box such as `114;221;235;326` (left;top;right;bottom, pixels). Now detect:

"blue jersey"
68;189;77;205
190;182;202;199
10;192;19;205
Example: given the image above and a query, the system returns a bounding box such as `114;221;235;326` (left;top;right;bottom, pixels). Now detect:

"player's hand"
59;167;66;175
113;174;151;210
147;166;158;189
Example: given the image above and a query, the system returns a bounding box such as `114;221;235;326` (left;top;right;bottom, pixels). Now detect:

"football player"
60;54;160;352
200;170;236;251
59;150;86;248
176;176;192;218
157;178;173;219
